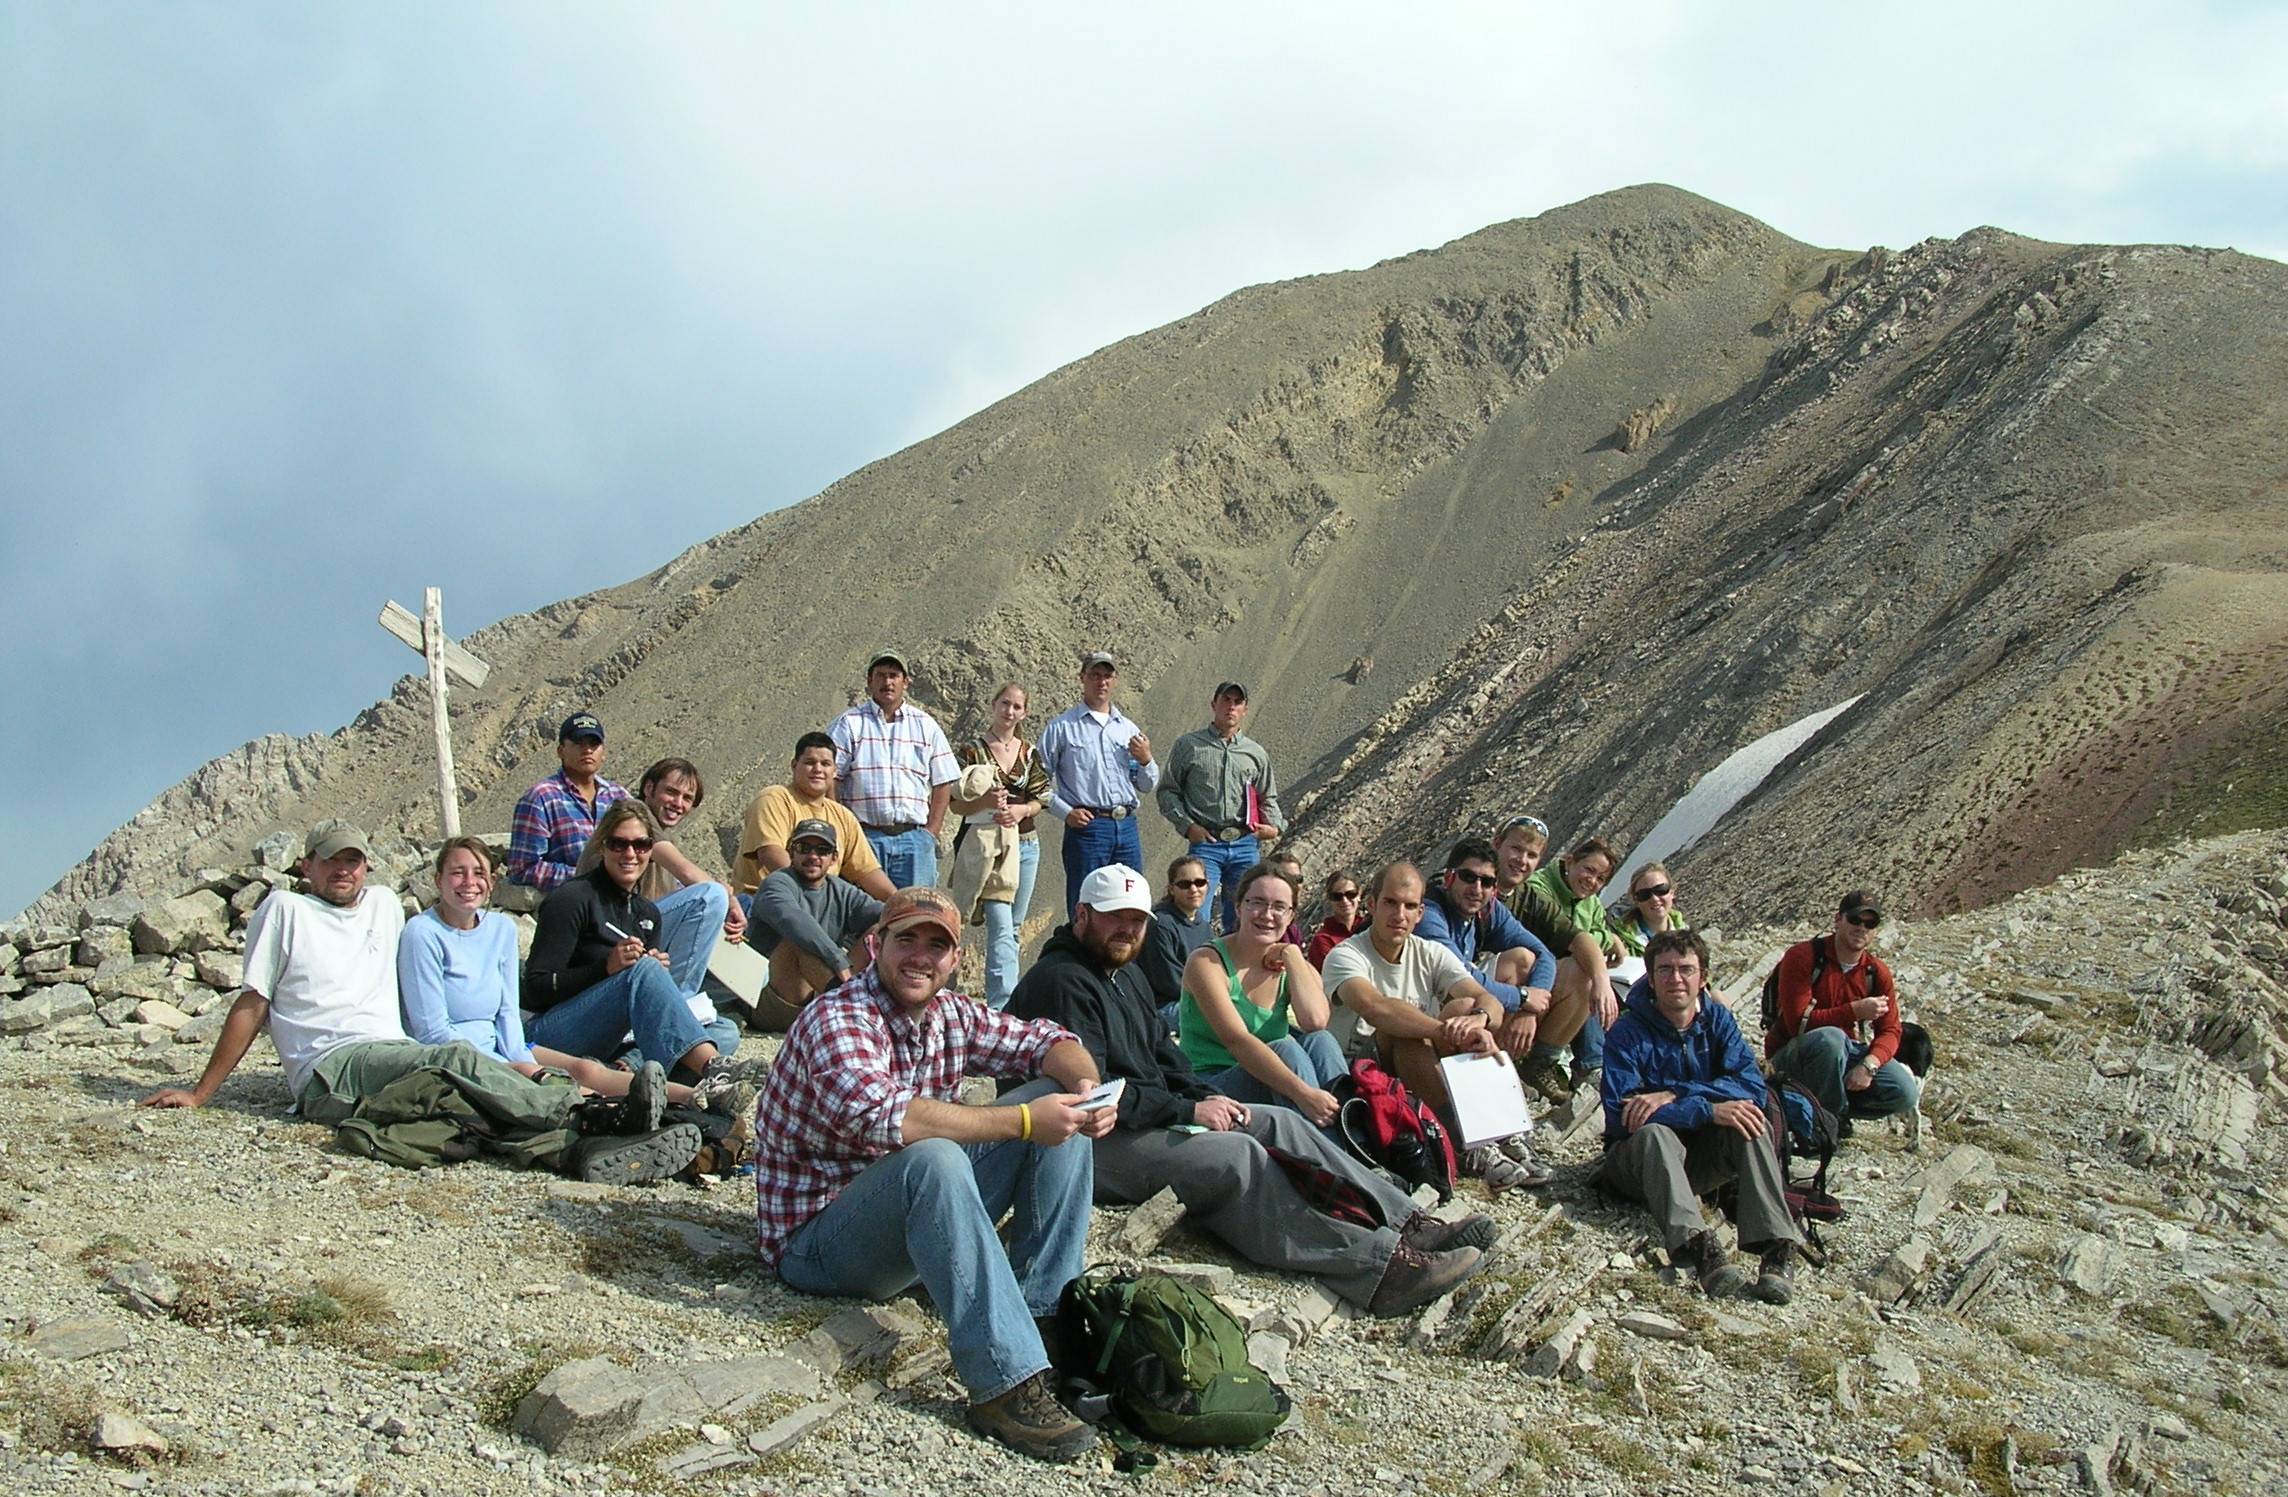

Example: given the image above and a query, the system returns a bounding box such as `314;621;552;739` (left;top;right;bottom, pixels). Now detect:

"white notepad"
1438;1052;1533;1147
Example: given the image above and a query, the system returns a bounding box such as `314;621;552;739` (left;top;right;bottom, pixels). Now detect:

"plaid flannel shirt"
505;771;628;889
751;970;1077;1265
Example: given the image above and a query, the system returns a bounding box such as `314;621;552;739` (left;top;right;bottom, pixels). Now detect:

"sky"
3;0;2283;918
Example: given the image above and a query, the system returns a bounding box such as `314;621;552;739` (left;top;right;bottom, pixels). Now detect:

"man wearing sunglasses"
1765;890;1919;1124
1141;855;1217;1021
746;820;886;1032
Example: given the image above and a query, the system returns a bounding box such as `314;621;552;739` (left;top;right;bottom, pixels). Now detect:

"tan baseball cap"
876;886;962;941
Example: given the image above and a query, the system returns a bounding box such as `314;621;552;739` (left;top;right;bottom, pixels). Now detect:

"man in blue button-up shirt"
1036;652;1159;918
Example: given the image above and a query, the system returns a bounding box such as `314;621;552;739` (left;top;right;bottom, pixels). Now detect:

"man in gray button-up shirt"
1156;681;1286;931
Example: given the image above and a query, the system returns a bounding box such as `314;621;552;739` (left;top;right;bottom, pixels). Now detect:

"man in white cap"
1008;865;1494;1316
1035;651;1157;917
753;885;1115;1463
828;651;960;889
143;819;699;1184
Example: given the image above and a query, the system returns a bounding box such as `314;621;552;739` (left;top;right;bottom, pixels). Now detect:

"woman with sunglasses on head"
1765;889;1919;1124
1305;870;1366;970
400;836;745;1115
1177;862;1348;1124
524;801;749;1090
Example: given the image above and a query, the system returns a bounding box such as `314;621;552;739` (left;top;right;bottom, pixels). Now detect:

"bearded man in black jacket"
1007;863;1493;1316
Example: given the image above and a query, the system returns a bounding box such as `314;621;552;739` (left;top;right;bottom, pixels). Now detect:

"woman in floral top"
951;683;1053;1007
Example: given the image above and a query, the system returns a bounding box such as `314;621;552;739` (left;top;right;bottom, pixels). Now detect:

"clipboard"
1438;1052;1532;1147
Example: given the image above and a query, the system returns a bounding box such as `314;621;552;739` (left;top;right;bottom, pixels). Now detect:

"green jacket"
1505;861;1616;958
1156;728;1286;837
1610;905;1690;959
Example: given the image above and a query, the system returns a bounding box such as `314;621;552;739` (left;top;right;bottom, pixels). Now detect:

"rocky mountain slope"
28;184;2288;926
5;830;2284;1493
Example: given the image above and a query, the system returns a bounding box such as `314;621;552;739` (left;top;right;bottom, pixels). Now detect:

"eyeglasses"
1633;883;1672;901
1240;898;1294;917
1500;814;1549;838
1172;878;1209;890
1327;888;1360;901
1448;869;1498;889
604;836;654;853
1844;911;1882;929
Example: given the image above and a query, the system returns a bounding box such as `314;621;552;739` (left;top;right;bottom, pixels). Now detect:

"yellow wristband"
1018;1103;1033;1143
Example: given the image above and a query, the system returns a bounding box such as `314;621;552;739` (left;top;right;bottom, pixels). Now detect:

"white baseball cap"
1076;863;1152;916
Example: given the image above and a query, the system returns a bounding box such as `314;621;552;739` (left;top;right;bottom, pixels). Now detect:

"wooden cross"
376;588;491;837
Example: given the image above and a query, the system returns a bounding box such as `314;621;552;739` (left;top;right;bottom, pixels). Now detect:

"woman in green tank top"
1176;864;1349;1123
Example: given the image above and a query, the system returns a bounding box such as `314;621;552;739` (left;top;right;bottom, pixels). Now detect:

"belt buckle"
1218;827;1248;843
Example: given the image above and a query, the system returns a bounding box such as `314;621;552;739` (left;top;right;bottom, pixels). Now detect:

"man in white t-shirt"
1320;862;1550;1190
142;820;699;1183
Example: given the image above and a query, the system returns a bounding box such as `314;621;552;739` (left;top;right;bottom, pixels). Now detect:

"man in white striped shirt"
829;650;959;889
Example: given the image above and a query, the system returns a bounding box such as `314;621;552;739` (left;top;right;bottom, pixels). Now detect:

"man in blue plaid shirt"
507;712;628;890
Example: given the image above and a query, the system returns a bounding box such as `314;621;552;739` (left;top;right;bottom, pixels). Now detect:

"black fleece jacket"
522;866;664;1013
1007;926;1214;1130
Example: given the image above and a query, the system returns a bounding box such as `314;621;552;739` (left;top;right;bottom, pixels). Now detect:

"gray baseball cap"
304;819;371;860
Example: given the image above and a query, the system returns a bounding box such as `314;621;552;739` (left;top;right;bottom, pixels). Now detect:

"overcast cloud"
3;0;2282;915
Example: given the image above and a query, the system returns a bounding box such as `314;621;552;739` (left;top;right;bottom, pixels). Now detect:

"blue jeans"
1572;1005;1606;1072
775;1079;1092;1401
527;959;712;1074
1190;835;1259;934
1202;1030;1348;1107
1770;1026;1921;1120
979;837;1041;1010
864;825;939;890
654;882;727;999
1061;813;1142;918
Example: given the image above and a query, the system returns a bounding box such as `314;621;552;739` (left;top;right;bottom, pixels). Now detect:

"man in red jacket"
1765;890;1920;1123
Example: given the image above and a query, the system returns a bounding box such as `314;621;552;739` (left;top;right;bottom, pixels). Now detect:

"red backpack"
1332;1058;1456;1203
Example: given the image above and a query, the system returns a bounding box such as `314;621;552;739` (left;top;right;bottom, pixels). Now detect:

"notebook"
1438;1052;1533;1147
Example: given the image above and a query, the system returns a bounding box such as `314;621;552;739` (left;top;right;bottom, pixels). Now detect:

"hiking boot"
1497;1132;1555;1186
1368;1242;1484;1316
572;1060;670;1138
1516;1051;1573;1105
565;1123;701;1186
1463;1143;1537;1193
1680;1228;1747;1298
965;1372;1096;1464
1402;1209;1499;1254
1749;1242;1797;1305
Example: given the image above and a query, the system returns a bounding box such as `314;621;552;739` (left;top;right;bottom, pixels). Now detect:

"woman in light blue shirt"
399;838;739;1112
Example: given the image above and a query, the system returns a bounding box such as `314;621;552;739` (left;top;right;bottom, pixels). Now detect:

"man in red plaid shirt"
753;886;1114;1464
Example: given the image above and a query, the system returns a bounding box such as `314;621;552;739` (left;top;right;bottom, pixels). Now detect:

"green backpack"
1058;1266;1291;1451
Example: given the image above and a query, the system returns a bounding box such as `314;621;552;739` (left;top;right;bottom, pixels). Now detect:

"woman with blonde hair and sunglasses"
525;801;749;1090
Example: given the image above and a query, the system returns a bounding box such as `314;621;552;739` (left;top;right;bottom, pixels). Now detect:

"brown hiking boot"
1749;1242;1798;1305
1516;1051;1574;1104
965;1372;1096;1464
1401;1209;1498;1254
1680;1228;1747;1298
1367;1242;1485;1317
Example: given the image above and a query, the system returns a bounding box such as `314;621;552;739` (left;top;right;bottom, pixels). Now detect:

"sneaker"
687;1066;757;1121
1497;1133;1556;1186
1680;1228;1746;1298
965;1372;1097;1464
1750;1242;1797;1305
1402;1209;1498;1254
1368;1242;1485;1316
697;1051;765;1088
566;1123;701;1186
1463;1143;1537;1193
1517;1051;1574;1104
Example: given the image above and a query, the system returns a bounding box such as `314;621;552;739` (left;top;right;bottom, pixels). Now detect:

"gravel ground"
5;831;2287;1495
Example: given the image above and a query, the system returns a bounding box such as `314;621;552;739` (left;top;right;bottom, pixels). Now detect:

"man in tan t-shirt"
736;732;898;900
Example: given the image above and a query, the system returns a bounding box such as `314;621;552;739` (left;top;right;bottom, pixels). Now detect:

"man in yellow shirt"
735;733;899;901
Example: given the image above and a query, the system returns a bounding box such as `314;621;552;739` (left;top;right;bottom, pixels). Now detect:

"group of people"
143;648;1925;1466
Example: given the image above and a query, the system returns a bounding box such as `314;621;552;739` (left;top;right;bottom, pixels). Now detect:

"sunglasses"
1327;888;1360;901
1449;869;1499;889
791;841;836;855
1844;911;1882;929
1172;878;1209;890
1500;814;1550;838
604;836;654;853
1633;883;1673;901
